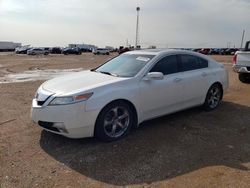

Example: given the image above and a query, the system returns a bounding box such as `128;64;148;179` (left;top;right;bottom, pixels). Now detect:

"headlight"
49;92;93;105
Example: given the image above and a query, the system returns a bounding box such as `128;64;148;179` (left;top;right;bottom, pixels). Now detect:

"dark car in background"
198;48;211;55
80;48;92;53
118;47;130;54
62;47;81;55
218;48;238;55
218;48;227;55
209;48;220;55
224;48;239;55
15;47;32;54
50;47;62;54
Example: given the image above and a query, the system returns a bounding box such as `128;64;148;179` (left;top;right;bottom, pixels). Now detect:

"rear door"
177;54;210;107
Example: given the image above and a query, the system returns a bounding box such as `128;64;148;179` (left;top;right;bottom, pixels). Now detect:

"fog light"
53;122;68;133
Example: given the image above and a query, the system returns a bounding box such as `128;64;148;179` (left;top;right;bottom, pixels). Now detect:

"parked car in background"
224;48;239;55
198;48;211;55
62;47;81;55
192;48;201;52
50;47;62;54
118;47;130;54
93;48;110;55
80;48;92;53
27;48;49;55
32;49;228;141
233;41;250;83
219;48;228;55
209;48;220;55
15;46;31;54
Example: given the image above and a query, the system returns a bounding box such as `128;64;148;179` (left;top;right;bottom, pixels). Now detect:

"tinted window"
150;55;178;75
198;57;208;68
180;55;208;71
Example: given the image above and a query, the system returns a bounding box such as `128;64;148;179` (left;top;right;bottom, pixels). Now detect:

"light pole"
135;7;140;49
240;30;245;49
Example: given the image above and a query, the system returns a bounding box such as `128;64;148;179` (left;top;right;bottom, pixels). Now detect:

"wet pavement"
0;68;85;83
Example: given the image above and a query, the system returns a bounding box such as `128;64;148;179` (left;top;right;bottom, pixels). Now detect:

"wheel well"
96;99;138;129
212;82;223;99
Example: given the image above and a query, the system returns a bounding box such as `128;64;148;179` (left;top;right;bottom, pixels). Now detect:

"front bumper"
233;65;250;74
31;99;99;138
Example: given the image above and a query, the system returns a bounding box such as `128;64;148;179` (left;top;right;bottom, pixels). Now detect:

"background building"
0;41;21;52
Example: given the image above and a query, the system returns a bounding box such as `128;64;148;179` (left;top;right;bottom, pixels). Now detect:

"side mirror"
144;72;164;80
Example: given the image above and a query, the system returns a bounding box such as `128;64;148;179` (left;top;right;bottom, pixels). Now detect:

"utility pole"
240;30;245;49
135;7;140;49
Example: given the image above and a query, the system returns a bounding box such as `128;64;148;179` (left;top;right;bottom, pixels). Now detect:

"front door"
139;55;184;120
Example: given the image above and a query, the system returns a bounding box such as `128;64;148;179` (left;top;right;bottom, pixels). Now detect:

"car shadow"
40;101;250;186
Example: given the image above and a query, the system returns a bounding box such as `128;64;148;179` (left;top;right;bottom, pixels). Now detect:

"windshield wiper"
98;71;119;77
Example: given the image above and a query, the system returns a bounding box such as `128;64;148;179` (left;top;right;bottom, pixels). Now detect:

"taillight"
233;54;237;65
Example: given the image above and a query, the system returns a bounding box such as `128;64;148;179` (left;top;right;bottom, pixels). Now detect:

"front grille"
38;121;60;132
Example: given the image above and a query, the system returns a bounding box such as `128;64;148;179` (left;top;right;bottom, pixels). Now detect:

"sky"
0;0;249;48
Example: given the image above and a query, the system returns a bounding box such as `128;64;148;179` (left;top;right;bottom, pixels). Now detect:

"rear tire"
239;73;250;83
95;101;133;142
203;83;223;111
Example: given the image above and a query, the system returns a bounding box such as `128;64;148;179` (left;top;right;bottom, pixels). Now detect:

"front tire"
95;101;133;142
239;73;250;83
203;84;223;111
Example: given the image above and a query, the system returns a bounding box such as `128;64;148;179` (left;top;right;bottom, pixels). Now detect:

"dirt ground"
0;53;250;188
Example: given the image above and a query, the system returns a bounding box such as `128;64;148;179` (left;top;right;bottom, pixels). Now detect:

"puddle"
0;68;85;83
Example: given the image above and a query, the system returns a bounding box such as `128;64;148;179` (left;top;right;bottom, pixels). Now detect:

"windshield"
94;54;155;77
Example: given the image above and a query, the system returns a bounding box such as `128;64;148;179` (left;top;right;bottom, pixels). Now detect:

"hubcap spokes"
103;107;130;138
208;87;221;108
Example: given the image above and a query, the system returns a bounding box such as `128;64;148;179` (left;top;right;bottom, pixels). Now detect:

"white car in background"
93;48;110;55
27;48;49;55
31;49;228;141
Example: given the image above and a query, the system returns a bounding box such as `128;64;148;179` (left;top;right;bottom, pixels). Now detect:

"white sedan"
93;48;110;55
27;48;49;55
31;49;228;141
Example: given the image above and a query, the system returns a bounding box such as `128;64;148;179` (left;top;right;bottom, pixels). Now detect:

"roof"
125;48;212;62
125;48;192;56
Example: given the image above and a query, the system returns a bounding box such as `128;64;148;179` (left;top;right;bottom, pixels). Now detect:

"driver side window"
150;55;179;75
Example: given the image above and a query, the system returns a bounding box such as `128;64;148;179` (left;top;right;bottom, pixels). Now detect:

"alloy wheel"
207;87;221;109
103;106;130;138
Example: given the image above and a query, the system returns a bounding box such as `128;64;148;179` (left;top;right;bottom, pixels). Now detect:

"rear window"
180;55;208;71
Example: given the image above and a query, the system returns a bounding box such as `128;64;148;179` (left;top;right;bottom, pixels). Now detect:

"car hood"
42;70;126;95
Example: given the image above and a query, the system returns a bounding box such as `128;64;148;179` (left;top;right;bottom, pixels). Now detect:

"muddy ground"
0;53;250;188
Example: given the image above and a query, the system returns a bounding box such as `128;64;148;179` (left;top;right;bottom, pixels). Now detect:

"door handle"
174;78;182;83
202;72;207;77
